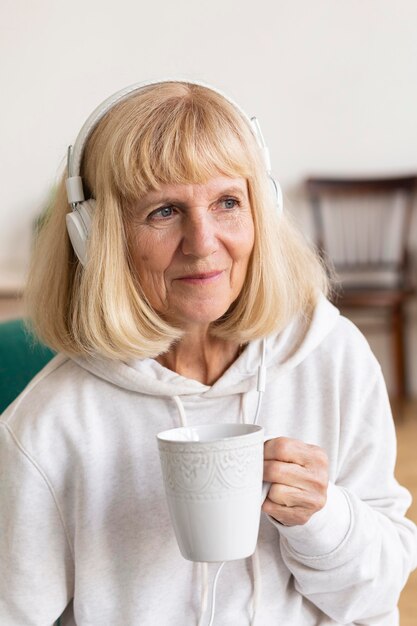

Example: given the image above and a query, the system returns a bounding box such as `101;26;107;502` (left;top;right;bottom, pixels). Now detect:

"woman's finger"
264;437;328;470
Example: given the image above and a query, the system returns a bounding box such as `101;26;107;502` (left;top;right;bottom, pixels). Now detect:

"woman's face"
127;176;255;331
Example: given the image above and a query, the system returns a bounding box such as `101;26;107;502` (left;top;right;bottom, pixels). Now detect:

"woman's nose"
180;214;219;258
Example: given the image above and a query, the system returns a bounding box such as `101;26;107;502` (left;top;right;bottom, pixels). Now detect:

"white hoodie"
0;297;416;626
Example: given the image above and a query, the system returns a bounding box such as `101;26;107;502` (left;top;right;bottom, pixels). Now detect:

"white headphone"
65;78;283;266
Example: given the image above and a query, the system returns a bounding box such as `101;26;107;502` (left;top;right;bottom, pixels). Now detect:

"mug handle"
261;435;275;502
262;480;271;502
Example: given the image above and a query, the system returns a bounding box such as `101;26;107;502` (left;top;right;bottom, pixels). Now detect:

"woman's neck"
156;329;242;385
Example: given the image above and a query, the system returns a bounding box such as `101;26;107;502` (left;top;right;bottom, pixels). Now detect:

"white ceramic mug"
156;423;270;562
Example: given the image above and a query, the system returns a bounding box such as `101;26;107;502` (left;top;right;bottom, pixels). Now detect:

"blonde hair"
25;82;328;359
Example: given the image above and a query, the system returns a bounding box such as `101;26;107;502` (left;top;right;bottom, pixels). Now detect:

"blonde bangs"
84;82;258;206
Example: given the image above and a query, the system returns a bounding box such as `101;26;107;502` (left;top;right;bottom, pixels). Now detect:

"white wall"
1;0;417;392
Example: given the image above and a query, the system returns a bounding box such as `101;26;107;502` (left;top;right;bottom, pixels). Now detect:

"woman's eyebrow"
136;197;190;212
213;186;247;197
135;185;248;211
134;195;175;211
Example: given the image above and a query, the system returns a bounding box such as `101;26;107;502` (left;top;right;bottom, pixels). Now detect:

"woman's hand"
262;437;329;526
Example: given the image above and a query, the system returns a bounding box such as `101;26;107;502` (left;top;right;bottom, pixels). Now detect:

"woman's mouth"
176;271;223;285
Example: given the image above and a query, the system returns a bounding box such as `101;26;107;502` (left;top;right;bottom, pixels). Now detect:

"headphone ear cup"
66;199;96;266
269;176;283;216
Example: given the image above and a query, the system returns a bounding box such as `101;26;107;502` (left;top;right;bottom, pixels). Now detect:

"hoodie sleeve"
270;345;417;624
0;422;74;625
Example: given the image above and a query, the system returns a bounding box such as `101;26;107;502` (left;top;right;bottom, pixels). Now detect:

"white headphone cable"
253;338;267;426
207;562;226;626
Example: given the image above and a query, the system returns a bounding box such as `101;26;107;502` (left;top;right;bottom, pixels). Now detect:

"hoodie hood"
72;296;339;399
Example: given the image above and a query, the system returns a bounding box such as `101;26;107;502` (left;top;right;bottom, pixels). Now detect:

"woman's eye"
149;206;175;220
221;198;240;210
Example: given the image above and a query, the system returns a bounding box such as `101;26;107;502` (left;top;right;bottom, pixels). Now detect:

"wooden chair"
306;175;417;404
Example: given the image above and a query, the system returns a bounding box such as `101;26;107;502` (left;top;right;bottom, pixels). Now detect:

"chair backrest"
0;319;55;414
306;176;417;289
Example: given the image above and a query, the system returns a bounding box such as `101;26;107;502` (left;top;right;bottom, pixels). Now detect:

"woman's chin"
166;306;231;330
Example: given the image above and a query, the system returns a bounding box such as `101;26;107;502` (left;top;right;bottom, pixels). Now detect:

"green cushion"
0;319;55;414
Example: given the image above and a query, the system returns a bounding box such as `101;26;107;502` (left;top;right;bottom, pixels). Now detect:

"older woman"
0;80;416;626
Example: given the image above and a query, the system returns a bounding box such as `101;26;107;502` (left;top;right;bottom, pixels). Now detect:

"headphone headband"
66;78;273;205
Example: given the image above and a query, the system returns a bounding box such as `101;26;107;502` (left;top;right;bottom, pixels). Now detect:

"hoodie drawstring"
173;395;188;427
250;548;262;624
197;562;209;626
